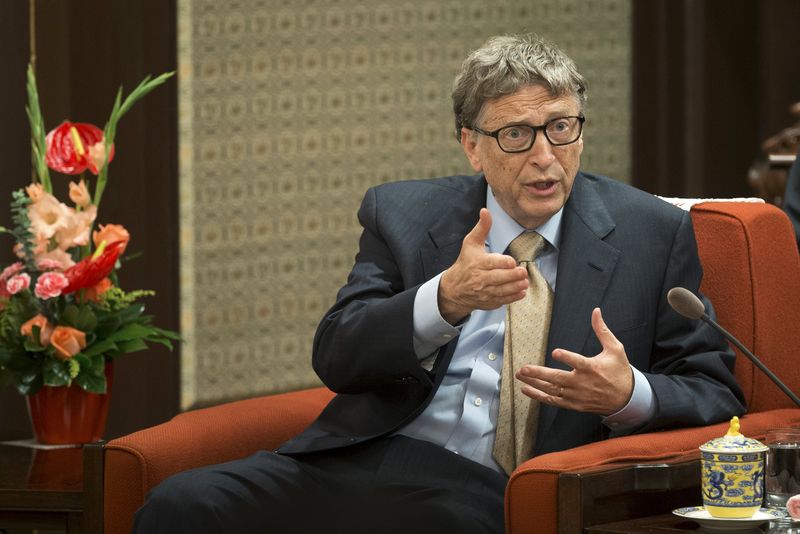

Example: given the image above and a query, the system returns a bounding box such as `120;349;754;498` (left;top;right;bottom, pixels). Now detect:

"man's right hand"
438;208;529;324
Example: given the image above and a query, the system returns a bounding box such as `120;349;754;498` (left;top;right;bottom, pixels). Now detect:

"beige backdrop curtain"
178;0;632;409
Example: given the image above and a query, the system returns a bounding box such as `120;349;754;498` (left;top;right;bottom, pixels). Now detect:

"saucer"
672;506;786;531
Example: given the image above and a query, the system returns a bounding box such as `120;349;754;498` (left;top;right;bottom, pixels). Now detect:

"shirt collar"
486;184;563;254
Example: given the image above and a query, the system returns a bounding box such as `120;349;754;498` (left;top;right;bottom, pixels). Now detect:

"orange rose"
92;224;130;253
49;326;87;360
81;277;113;303
20;314;54;346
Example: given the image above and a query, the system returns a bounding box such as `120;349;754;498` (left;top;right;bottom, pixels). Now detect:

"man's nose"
526;132;556;168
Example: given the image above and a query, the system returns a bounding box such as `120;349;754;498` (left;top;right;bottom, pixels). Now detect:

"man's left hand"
515;307;634;416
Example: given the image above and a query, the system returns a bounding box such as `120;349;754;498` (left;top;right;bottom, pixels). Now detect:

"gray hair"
451;34;587;139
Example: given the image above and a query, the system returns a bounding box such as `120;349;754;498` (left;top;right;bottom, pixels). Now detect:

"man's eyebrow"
489;111;578;128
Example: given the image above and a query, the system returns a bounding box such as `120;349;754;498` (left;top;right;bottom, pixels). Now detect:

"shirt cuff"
412;273;461;359
602;366;655;433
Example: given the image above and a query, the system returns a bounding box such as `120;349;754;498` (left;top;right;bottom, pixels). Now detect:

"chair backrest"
690;202;800;412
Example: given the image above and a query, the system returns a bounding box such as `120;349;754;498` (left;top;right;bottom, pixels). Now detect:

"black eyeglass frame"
471;115;586;153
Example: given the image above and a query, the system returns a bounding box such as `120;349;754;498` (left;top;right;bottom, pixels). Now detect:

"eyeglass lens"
498;117;581;151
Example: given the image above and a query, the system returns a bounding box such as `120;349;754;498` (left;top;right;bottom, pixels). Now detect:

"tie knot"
508;231;546;262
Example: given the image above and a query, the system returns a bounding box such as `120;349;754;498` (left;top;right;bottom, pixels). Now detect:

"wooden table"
0;442;103;534
586;513;774;533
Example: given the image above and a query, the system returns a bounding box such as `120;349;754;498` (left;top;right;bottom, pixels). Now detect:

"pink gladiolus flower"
34;249;75;270
25;183;45;202
0;262;24;282
68;179;92;208
34;272;69;299
54;205;97;250
36;258;66;271
788;494;800;519
6;273;31;295
28;193;71;240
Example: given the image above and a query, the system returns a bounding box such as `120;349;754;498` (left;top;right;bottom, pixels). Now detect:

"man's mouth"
524;181;558;195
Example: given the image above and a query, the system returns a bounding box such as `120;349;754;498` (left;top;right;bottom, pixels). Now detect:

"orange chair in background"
101;201;800;534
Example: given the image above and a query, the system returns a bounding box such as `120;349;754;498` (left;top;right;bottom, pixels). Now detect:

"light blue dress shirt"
398;186;655;472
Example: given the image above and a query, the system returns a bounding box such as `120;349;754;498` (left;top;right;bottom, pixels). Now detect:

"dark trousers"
133;435;508;534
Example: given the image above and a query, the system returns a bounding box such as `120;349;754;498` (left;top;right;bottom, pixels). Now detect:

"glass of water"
765;428;800;509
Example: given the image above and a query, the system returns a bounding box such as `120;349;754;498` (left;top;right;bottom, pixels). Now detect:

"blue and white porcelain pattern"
699;417;769;518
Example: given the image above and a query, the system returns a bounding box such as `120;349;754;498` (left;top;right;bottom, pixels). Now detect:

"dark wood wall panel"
0;0;178;440
633;0;799;198
0;1;35;441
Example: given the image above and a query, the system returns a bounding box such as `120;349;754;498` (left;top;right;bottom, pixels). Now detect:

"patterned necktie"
493;231;553;475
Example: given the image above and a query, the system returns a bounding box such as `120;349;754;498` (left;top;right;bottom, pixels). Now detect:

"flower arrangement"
0;65;178;395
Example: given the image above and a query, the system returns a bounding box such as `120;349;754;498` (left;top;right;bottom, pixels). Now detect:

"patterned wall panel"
178;0;632;408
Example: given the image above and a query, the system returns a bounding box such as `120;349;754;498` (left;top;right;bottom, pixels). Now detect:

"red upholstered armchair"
102;202;800;534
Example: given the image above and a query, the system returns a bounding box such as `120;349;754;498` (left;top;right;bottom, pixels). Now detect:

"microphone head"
667;287;707;320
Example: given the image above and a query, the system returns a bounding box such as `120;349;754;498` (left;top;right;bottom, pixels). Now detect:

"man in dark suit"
134;34;744;534
783;146;800;251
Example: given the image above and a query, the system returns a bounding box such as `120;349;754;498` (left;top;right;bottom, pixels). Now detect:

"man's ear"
460;128;483;172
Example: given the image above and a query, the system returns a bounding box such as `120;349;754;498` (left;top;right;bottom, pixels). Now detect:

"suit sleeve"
312;187;435;394
640;210;747;430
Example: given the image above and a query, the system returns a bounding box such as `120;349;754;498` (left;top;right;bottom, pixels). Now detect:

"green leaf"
88;354;105;374
93;315;121;338
43;359;70;387
75;369;106;394
147;337;174;350
115;338;148;354
81;338;118;358
72;354;91;371
23;339;46;352
18;374;42;395
75;306;98;333
26;64;52;192
61;305;80;327
107;323;156;342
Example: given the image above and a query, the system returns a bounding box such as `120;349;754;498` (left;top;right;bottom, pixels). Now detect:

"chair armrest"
103;387;333;534
506;408;800;534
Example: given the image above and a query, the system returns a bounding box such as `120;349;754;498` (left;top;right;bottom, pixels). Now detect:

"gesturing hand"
438;208;529;325
515;308;635;415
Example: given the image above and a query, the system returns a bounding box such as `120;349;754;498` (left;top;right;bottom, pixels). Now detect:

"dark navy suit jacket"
278;172;745;457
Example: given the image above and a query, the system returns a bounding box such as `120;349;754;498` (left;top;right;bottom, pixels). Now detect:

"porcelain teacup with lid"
700;416;769;518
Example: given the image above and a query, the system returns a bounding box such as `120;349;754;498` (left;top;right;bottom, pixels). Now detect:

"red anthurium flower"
45;121;115;175
61;240;125;295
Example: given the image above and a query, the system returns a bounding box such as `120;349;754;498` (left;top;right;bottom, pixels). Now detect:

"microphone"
667;287;800;407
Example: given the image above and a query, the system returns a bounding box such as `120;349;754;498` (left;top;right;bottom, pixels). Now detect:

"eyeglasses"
471;115;585;153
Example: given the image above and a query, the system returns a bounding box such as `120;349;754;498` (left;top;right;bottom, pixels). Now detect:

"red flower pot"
26;362;114;445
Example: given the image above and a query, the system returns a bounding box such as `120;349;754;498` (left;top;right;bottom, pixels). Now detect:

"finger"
483;252;520;270
482;265;528;287
464;208;492;247
591;307;623;354
550;348;590;371
517;364;572;385
520;384;567;408
516;374;564;397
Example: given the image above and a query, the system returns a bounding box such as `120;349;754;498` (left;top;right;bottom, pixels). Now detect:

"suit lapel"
537;174;621;439
418;175;487;379
419;175;487;281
